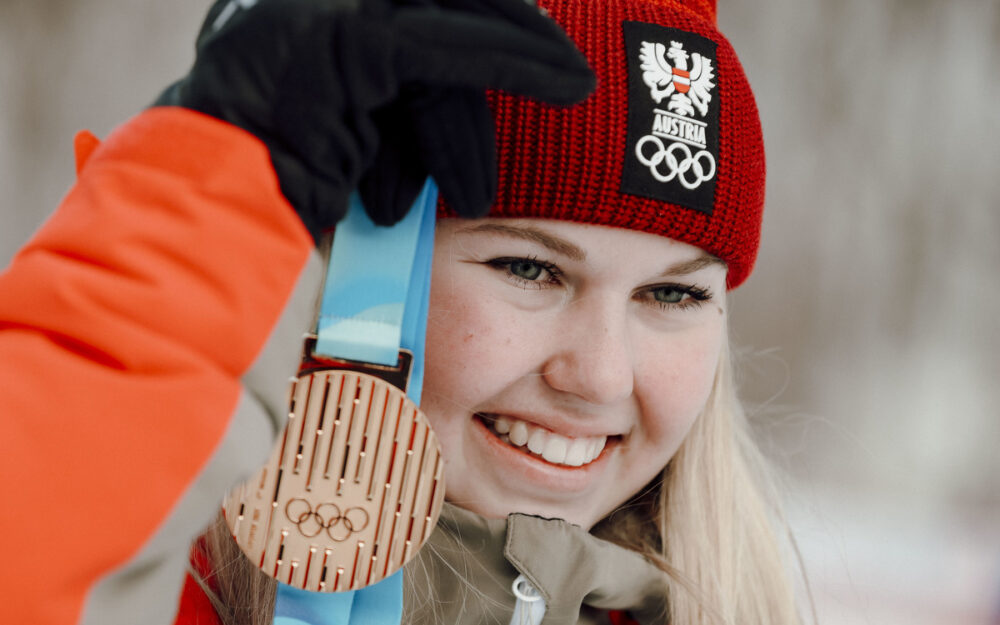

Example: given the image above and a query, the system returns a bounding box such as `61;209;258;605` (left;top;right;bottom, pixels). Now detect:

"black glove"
157;0;595;240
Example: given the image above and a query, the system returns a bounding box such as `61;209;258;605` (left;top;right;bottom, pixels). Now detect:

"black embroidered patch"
620;22;719;215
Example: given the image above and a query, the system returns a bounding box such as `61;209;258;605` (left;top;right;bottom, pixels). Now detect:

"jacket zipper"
510;574;546;625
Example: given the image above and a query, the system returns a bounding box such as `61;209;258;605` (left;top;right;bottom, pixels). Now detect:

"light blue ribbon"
274;570;403;625
274;180;438;624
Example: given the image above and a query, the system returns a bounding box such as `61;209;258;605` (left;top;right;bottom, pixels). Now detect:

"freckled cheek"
635;329;722;441
422;289;508;417
424;307;475;394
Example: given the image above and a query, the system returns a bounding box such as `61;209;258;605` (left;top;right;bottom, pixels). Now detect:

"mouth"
474;413;613;468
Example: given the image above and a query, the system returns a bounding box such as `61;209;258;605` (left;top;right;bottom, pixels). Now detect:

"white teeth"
541;437;568;464
486;414;609;467
527;429;547;455
564;439;588;466
509;420;529;446
590;436;606;462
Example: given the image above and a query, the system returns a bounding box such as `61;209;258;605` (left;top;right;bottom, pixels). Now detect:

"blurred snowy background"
2;1;998;624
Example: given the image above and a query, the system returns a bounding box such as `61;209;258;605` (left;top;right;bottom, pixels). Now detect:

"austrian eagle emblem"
639;40;716;118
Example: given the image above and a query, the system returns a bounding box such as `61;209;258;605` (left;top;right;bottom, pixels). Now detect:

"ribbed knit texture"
438;0;765;289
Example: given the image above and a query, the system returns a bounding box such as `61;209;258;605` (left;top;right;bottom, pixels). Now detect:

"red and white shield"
672;68;691;94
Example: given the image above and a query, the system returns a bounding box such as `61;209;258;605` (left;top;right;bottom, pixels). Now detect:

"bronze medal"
223;345;444;591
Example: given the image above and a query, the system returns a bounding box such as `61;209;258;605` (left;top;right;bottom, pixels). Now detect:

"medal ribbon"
273;180;438;625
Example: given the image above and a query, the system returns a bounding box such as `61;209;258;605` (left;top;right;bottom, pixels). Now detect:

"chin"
447;491;606;530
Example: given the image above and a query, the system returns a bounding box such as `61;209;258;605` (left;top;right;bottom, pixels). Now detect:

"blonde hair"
196;336;806;625
595;337;807;625
195;515;276;625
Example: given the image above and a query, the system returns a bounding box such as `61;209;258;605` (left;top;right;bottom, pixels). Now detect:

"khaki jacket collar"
405;504;669;625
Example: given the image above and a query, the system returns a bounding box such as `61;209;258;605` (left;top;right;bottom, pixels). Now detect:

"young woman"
0;0;803;624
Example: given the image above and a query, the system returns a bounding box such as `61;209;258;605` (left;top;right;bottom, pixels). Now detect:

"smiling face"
421;218;728;529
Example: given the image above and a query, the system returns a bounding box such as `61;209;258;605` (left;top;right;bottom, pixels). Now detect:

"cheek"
422;298;475;421
421;277;508;428
635;324;723;443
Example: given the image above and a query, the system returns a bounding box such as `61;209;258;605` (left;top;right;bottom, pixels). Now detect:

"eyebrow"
659;253;727;277
456;222;726;275
456;223;587;261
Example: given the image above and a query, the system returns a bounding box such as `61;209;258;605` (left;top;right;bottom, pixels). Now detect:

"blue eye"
485;257;561;289
641;283;712;310
509;260;544;281
652;286;686;304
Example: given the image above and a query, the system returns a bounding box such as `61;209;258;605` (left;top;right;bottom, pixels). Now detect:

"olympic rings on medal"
285;498;370;542
635;135;716;190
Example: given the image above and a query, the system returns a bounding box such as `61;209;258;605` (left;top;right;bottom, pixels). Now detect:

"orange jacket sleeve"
0;107;319;625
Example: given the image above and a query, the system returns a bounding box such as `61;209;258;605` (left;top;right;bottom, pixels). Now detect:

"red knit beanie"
440;0;765;289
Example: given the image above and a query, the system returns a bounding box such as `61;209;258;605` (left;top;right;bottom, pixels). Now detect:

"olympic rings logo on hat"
284;498;370;541
635;136;716;190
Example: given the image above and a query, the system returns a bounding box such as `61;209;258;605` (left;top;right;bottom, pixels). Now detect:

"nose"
541;295;635;406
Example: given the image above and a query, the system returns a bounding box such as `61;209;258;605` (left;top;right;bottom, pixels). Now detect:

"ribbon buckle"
300;335;414;394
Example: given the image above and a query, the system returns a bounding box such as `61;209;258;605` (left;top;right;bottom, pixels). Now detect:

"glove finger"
357;100;430;226
194;0;234;44
393;10;595;106
431;0;568;41
273;152;351;243
195;0;265;48
409;87;496;218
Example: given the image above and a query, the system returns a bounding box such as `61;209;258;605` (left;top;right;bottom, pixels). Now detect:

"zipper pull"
510;574;546;625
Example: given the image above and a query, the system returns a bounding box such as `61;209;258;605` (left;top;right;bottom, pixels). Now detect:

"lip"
476;411;622;440
470;415;613;493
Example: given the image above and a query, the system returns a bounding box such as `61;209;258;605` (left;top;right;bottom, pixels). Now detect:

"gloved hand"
157;0;595;240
